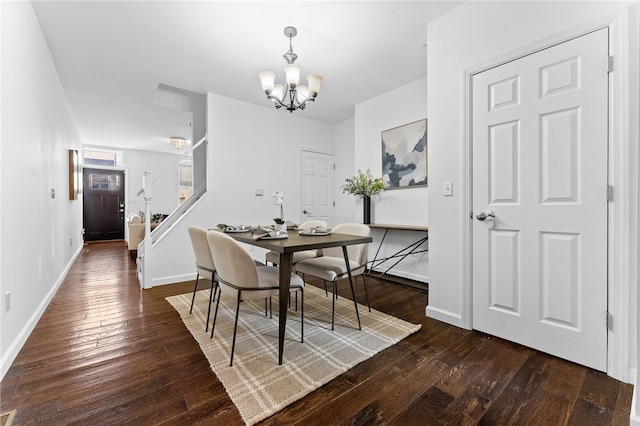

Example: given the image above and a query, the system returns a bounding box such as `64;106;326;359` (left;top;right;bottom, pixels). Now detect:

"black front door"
83;168;125;241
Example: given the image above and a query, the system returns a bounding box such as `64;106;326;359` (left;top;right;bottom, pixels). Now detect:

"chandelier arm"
266;93;287;109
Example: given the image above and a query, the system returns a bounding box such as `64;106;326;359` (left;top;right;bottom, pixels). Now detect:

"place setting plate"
299;229;331;236
259;233;289;240
223;226;251;233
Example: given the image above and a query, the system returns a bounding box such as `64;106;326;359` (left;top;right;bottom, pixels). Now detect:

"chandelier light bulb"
258;71;276;94
284;64;301;88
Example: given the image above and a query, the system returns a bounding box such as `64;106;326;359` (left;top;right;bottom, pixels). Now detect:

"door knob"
303;210;310;215
476;209;495;221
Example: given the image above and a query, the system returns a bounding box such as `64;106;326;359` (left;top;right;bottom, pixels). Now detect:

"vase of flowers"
273;192;286;231
341;169;384;224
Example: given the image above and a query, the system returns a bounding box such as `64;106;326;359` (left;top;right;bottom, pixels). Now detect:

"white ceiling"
32;1;462;154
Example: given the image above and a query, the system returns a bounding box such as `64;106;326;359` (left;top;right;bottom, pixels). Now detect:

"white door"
472;29;609;371
300;150;333;225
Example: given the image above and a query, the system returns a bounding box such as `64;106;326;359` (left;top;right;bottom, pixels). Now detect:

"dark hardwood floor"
0;242;633;425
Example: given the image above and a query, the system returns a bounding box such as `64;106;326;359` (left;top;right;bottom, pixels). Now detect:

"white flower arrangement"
273;192;284;224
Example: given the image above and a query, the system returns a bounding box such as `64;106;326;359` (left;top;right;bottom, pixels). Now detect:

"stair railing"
136;135;208;287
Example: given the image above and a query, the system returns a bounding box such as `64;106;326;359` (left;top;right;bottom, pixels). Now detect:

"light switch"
443;181;453;196
255;187;264;196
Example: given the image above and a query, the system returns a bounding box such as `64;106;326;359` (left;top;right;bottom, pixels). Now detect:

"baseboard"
369;266;428;284
151;272;197;287
631;383;640;426
426;305;463;328
0;245;83;381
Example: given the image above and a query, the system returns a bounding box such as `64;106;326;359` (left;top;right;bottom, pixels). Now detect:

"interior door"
300;151;333;225
472;29;609;371
83;168;125;241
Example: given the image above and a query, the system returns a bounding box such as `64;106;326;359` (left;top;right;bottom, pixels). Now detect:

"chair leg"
189;273;200;314
323;279;329;297
230;292;242;367
331;280;336;331
347;276;362;330
210;289;222;338
205;279;215;332
300;289;304;343
361;274;371;312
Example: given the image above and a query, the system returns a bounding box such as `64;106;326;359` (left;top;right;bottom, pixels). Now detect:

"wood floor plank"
0;241;633;425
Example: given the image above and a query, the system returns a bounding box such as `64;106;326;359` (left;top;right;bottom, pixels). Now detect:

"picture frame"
381;118;428;189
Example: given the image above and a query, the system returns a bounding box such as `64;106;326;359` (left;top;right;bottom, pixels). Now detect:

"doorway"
83;168;126;242
300;150;333;225
470;29;609;371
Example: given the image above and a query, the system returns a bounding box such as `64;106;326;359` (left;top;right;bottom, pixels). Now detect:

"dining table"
226;229;372;365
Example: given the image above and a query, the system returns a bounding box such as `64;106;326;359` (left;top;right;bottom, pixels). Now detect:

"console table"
366;224;429;283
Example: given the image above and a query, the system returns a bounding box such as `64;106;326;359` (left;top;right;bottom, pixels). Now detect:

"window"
83;149;123;167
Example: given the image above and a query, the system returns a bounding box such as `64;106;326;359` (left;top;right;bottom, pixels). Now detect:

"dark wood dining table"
227;229;372;365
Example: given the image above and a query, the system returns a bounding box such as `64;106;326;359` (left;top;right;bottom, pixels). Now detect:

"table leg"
277;253;293;365
342;246;361;330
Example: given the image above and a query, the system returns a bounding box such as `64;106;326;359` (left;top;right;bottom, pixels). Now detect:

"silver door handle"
303;210;310;215
476;210;495;221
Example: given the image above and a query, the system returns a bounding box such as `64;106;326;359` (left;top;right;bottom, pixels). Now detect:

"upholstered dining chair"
295;223;371;331
206;230;305;366
187;226;218;332
264;220;329;268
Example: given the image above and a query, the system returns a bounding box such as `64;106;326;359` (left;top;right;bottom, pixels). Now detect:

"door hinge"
606;184;613;202
606;312;613;330
333;164;336;170
606;56;614;73
333;201;335;207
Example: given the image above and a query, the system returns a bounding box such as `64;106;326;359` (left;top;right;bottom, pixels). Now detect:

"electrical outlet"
5;292;10;313
70;238;73;246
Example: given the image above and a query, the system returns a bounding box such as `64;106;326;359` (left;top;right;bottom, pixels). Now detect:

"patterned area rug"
0;410;16;426
166;284;421;425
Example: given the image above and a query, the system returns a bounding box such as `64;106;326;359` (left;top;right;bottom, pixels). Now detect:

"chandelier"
170;137;186;149
258;26;323;113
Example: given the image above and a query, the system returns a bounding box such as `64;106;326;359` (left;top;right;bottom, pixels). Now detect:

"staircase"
136;135;208;288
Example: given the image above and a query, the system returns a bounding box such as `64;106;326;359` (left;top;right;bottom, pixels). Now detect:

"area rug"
166;284;421;425
0;410;16;426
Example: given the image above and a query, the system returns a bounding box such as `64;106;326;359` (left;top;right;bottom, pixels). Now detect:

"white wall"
149;93;334;285
426;0;639;386
0;2;83;378
333;117;356;226
354;77;429;281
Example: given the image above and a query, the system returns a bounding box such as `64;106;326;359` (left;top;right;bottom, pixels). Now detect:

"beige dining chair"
206;230;305;366
264;220;328;268
295;223;371;331
187;226;217;332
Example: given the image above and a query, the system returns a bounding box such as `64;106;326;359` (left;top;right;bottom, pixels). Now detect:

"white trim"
0;245;83;381
426;305;462;328
152;272;197;287
460;69;473;331
461;10;636;383
632;381;640;426
369;267;428;283
606;9;632;385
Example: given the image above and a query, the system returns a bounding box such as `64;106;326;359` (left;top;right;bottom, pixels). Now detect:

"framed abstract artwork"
381;119;427;189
